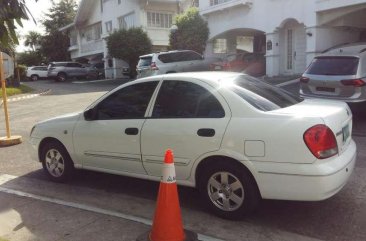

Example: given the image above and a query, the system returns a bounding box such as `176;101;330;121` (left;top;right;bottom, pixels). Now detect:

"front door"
141;78;231;180
73;81;159;174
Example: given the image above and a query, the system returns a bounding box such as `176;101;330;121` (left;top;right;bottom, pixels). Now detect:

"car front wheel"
30;75;39;81
57;73;67;82
41;141;74;182
199;161;260;220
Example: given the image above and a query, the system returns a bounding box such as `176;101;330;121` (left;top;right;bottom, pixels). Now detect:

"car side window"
96;81;158;120
152;80;225;118
186;51;203;61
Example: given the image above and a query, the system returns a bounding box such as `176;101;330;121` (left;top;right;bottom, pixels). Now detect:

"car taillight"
150;62;159;70
300;77;310;83
341;78;366;87
303;124;338;159
223;63;231;70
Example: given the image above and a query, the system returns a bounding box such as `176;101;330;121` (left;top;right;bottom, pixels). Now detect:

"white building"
61;0;196;78
199;0;366;76
63;0;366;78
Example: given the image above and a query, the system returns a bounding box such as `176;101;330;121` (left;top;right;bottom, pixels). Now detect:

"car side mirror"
84;108;97;121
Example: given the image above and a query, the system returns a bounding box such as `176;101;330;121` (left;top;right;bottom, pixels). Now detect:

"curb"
1;89;52;106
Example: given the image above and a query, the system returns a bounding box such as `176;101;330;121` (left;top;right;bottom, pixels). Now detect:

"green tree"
106;28;152;76
0;0;36;49
40;0;77;61
24;31;42;51
169;7;209;54
17;51;43;66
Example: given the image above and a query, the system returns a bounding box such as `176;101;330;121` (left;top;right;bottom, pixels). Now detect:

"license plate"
316;87;335;92
214;66;222;70
342;124;350;143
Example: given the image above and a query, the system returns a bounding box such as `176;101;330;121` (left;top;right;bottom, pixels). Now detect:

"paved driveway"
0;79;366;241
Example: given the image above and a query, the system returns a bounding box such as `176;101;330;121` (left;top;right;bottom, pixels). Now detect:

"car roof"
320;42;366;57
139;50;198;58
135;71;244;85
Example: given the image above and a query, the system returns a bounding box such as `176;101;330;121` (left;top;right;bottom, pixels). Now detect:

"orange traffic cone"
137;150;198;241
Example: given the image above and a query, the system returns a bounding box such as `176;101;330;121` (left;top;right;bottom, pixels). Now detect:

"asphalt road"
1;78;366;241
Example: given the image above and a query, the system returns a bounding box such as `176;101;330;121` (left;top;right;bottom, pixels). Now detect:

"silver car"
47;62;98;81
136;50;210;79
300;43;366;103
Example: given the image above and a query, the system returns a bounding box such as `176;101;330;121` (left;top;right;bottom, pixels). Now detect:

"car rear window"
230;75;302;111
138;57;152;67
305;56;359;75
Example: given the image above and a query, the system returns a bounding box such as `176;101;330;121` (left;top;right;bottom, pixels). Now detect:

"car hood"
38;112;83;125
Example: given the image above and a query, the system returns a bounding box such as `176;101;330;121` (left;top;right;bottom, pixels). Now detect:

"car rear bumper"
255;139;356;201
300;88;366;103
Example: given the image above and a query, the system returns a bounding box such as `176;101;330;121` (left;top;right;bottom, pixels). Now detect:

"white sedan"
29;72;356;219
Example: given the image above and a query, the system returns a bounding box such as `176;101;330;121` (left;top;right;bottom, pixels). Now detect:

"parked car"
210;52;266;77
300;43;366;103
47;62;97;81
30;72;356;219
85;62;105;79
136;50;212;79
26;66;48;81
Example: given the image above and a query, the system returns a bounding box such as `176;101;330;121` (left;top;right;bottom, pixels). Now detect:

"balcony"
316;0;366;12
80;39;103;54
201;0;253;15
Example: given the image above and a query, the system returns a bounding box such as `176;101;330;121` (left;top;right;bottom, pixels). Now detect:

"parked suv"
136;50;210;79
300;43;366;103
26;66;48;81
47;62;97;81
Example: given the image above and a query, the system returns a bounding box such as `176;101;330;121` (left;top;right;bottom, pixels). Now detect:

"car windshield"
305;56;359;75
226;54;239;62
229;75;302;111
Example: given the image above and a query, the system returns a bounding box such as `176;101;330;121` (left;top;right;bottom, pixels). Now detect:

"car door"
74;63;86;77
73;81;159;174
39;66;49;78
140;78;231;180
181;51;204;72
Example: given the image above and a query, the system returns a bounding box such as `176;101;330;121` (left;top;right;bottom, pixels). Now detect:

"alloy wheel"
207;171;245;211
45;148;65;177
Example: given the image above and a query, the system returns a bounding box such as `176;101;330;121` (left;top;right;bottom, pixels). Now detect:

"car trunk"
302;56;361;99
273;99;353;156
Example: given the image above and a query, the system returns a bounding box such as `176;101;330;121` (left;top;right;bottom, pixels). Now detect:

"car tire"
198;161;260;220
30;75;39;81
41;141;74;182
57;73;67;82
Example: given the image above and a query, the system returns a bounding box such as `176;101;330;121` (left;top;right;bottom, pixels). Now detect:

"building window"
70;30;77;46
105;21;112;32
287;29;293;70
118;0;121;4
84;22;102;41
210;0;231;6
118;12;135;30
147;12;173;29
213;39;227;53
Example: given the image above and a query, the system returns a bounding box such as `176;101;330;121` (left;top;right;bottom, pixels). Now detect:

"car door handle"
125;128;139;135
197;128;215;137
